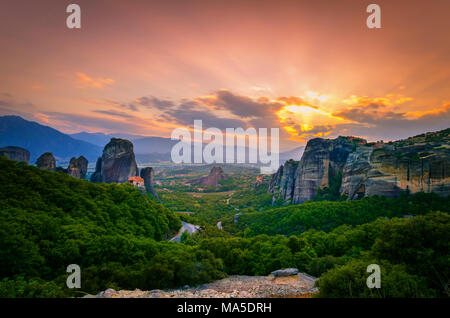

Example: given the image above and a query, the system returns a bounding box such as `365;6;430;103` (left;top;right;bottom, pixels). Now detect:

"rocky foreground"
89;272;318;298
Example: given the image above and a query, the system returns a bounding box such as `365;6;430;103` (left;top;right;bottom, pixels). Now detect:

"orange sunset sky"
0;0;449;150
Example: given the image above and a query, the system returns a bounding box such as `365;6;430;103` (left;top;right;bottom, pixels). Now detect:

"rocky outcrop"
140;167;158;198
189;166;227;188
90;138;138;183
88;272;318;298
0;146;30;163
269;137;357;204
292;137;356;203
36;152;56;171
271;268;299;277
268;159;299;204
67;156;88;179
90;157;103;183
269;128;450;203
341;140;450;199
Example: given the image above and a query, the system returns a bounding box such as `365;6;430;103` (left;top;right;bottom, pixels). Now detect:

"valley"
0;123;449;298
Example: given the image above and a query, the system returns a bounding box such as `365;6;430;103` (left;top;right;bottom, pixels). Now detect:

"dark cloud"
136;96;174;109
333;108;407;124
200;90;283;118
163;108;246;130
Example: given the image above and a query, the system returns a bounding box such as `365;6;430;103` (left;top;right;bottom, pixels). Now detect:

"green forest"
0;156;448;298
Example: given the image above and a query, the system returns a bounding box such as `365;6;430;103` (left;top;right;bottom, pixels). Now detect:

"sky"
0;0;449;150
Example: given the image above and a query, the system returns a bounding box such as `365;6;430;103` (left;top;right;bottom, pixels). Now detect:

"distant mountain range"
0;115;306;166
0;116;101;164
70;132;178;155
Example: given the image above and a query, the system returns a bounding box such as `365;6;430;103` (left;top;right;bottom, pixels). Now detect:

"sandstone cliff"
189;166;227;188
269;137;358;204
67;156;88;179
269;128;450;203
140;167;159;198
90;157;103;183
341;131;450;199
268;159;299;204
90;138;138;183
36;152;56;171
0;146;30;163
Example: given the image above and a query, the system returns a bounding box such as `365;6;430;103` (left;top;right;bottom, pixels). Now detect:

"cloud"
162;107;246;130
92;109;139;120
198;90;284;118
135;96;174;109
75;72;115;89
329;102;450;141
333;108;407;124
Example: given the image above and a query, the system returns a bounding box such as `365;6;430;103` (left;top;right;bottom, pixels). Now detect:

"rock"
292;137;356;203
88;272;318;298
96;288;117;298
269;137;356;204
268;159;299;204
67;156;88;179
270;129;450;203
271;268;299;277
0;146;30;163
90;157;103;183
140;167;159;198
341;138;450;199
91;138;138;183
36;152;56;171
189;166;227;188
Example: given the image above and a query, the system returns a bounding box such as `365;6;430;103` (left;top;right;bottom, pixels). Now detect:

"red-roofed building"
128;176;144;188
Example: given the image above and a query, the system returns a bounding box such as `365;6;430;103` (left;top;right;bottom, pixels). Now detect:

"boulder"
67;156;88;179
36;152;56;171
140;167;159;198
96;288;117;298
0;146;30;163
271;268;299;277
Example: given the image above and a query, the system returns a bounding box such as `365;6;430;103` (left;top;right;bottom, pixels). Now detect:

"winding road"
170;221;200;242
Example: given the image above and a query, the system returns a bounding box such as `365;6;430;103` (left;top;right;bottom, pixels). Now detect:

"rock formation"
90;138;138;183
140;167;159;198
269;137;357;204
269;129;450;203
36;152;56;171
340;139;450;199
189;166;227;188
67;156;88;179
87;272;318;298
268;159;299;204
90;157;103;183
0;146;30;163
271;268;299;277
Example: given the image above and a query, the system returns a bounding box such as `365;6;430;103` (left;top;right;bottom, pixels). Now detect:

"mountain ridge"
0;116;101;164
